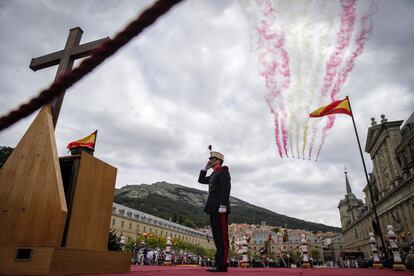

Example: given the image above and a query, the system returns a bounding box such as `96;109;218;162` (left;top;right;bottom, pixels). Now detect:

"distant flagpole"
346;96;387;260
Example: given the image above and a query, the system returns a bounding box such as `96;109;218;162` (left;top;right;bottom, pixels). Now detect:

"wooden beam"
29;37;109;71
28;27;108;128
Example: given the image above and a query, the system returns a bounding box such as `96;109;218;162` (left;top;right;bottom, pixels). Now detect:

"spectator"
404;241;414;270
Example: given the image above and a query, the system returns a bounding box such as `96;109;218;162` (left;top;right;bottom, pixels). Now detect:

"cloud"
1;0;413;228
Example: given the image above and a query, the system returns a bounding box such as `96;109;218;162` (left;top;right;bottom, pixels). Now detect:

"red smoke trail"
330;0;378;101
308;0;356;160
320;0;356;98
315;115;335;161
280;44;290;158
316;0;378;160
273;111;283;158
281;111;289;157
255;0;291;158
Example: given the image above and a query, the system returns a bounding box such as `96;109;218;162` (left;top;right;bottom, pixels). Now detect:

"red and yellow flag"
66;130;97;150
309;97;352;118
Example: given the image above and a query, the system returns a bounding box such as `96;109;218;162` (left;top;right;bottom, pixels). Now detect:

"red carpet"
80;265;414;276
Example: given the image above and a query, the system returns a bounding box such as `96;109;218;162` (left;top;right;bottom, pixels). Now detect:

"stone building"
110;203;214;249
249;222;325;261
322;233;344;265
338;113;414;257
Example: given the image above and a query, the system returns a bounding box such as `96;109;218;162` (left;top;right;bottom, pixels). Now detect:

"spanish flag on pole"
310;96;387;250
66;130;97;150
309;97;352;118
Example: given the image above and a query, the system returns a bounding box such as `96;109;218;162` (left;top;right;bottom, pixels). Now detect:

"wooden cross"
30;27;109;128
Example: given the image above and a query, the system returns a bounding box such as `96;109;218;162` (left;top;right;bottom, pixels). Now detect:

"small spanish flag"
66;130;97;150
309;97;352;118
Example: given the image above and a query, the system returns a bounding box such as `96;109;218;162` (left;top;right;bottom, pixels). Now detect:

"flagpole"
346;96;387;261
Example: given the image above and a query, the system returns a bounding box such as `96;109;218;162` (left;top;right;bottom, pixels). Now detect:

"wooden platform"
0;107;131;275
0;247;131;275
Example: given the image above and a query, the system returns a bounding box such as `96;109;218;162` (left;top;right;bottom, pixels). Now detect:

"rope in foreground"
0;0;183;131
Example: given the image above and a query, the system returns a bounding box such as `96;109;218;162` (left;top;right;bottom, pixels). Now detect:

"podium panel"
60;152;117;250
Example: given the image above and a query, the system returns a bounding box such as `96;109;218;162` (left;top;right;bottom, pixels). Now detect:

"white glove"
218;205;227;214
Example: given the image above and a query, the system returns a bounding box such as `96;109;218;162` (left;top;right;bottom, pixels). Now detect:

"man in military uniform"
198;151;231;272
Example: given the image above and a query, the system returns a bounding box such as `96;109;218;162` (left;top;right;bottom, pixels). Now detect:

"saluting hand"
204;160;213;171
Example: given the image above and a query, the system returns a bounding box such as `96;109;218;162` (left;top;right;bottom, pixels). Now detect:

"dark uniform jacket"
198;166;231;215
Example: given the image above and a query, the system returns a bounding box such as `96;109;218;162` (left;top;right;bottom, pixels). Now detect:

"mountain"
0;146;13;169
114;181;341;232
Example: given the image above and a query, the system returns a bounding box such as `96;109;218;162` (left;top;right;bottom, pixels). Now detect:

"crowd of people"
130;242;205;266
129;242;325;268
129;244;414;270
338;257;372;268
128;239;414;270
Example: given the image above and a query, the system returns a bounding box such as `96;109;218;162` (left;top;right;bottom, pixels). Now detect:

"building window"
143;226;146;232
112;219;115;226
129;223;132;229
121;221;124;228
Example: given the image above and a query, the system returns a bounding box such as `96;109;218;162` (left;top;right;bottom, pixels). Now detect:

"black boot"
206;265;227;272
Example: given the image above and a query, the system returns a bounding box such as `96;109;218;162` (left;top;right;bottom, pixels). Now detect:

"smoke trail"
242;0;284;158
281;110;289;157
315;114;335;161
254;0;291;158
279;40;290;158
308;0;356;160
284;1;305;159
295;1;313;160
316;0;378;160
320;0;356;98
289;127;295;158
296;1;315;160
330;0;378;101
303;0;336;159
272;106;283;158
308;122;318;160
302;126;309;159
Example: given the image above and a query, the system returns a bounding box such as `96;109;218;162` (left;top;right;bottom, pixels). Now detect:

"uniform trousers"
210;213;229;267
